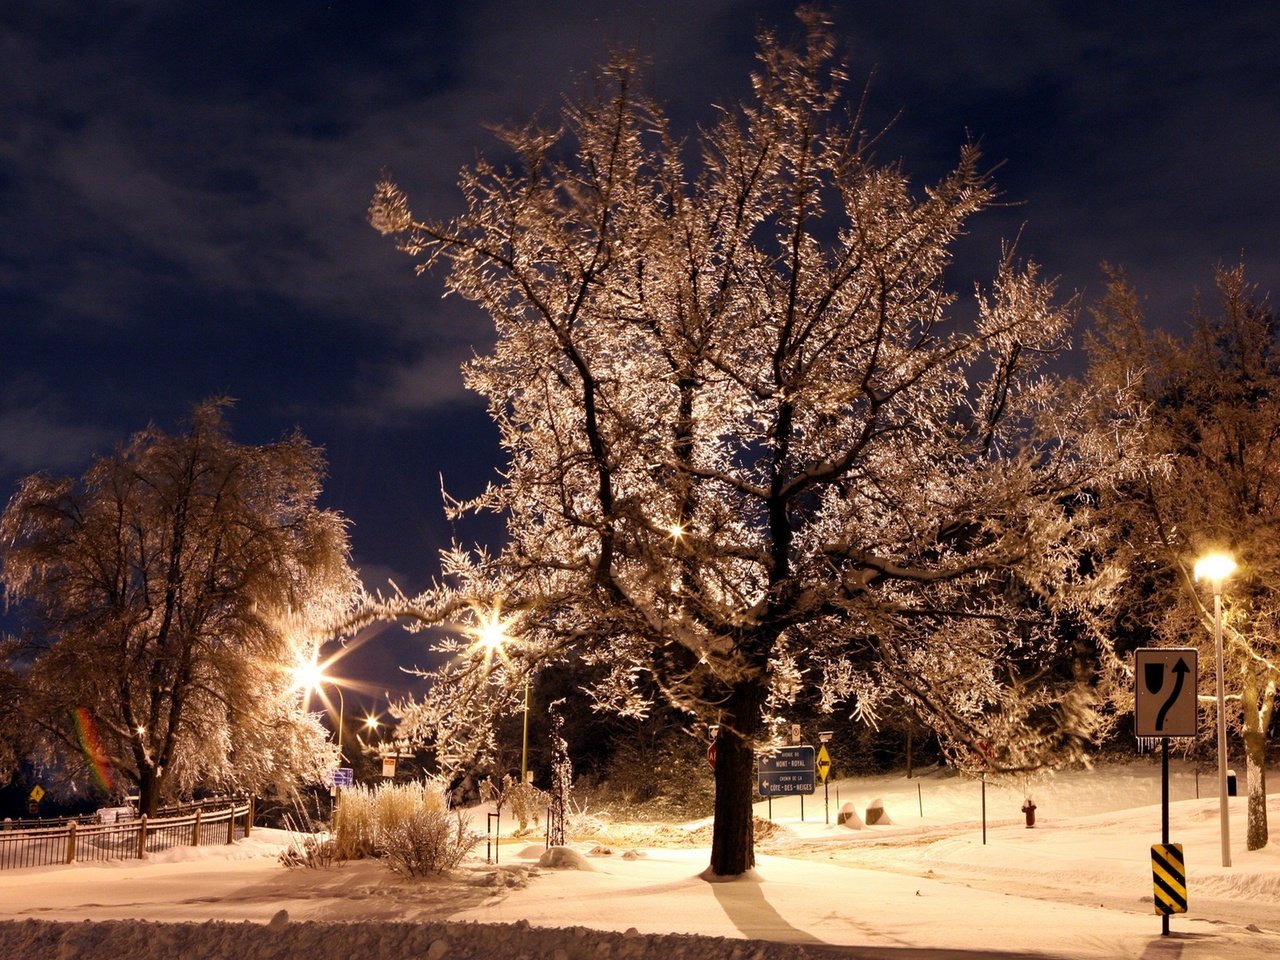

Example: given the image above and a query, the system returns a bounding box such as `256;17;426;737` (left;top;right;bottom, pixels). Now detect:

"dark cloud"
0;381;113;473
3;0;1277;701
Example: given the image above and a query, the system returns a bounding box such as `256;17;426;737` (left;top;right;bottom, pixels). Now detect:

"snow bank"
0;917;829;960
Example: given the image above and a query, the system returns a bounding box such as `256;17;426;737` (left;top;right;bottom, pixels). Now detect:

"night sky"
3;1;1277;706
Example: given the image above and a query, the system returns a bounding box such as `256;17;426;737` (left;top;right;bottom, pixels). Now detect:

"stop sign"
707;741;717;769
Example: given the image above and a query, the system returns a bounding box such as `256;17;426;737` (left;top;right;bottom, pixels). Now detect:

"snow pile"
0;917;822;960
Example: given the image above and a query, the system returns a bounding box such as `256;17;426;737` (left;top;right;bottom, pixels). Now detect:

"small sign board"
330;767;354;787
1152;843;1187;915
1135;648;1198;738
816;745;832;783
28;785;45;803
381;757;397;778
758;745;816;796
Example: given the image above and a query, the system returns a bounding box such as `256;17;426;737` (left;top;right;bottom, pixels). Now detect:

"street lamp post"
333;684;345;762
1194;552;1236;869
295;658;345;763
471;608;531;784
520;676;531;784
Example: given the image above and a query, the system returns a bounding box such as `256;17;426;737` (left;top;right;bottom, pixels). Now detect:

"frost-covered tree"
0;399;359;814
1087;264;1279;850
368;11;1140;875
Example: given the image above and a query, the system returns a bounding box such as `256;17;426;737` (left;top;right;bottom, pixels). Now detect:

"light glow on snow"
2;761;1276;960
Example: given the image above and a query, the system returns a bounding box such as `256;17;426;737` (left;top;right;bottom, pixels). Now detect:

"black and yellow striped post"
1152;842;1187;934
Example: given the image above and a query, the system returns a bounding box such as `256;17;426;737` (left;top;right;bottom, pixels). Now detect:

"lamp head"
468;605;514;657
292;656;325;694
1194;552;1237;587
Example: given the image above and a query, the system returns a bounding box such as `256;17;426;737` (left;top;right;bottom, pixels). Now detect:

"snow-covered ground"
2;759;1277;959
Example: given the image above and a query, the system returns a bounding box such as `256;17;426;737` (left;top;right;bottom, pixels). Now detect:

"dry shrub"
331;779;452;862
279;796;336;869
379;807;480;878
503;777;547;834
279;832;336;869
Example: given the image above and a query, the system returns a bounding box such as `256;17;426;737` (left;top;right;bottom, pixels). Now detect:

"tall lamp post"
295;658;345;763
473;609;531;783
1194;551;1236;869
520;675;531;784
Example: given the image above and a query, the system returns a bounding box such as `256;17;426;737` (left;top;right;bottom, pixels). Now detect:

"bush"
505;777;547;834
602;727;715;819
331;779;454;863
379;807;481;878
278;794;336;869
279;832;336;869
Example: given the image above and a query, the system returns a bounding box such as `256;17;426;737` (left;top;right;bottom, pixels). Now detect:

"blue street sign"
758;745;816;796
331;767;354;787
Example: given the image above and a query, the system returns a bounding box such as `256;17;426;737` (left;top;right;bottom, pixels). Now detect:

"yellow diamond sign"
29;784;45;803
816;745;832;782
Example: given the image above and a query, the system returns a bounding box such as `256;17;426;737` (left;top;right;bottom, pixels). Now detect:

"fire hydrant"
1021;798;1037;828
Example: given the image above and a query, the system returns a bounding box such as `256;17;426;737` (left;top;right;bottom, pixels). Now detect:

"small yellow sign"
1152;843;1187;915
28;785;45;803
816;745;832;782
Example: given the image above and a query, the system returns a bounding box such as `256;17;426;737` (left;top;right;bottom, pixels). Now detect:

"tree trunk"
1241;670;1270;851
137;765;160;817
1244;729;1268;851
708;682;764;877
906;719;914;780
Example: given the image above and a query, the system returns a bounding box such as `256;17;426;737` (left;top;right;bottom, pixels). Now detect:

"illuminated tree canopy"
369;10;1142;875
1087;263;1278;850
0;399;358;814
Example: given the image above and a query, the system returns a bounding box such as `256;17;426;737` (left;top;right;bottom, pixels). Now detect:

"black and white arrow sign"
1135;648;1199;739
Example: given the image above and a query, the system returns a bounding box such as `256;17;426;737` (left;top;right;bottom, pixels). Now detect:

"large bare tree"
0;399;359;814
368;11;1140;876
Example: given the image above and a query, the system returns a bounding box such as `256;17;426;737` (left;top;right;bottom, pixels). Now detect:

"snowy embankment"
1;916;822;960
2;760;1278;960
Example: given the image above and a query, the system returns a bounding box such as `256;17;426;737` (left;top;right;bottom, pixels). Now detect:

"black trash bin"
1227;770;1237;796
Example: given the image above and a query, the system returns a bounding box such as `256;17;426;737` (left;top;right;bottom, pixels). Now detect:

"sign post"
1135;648;1198;936
817;731;833;825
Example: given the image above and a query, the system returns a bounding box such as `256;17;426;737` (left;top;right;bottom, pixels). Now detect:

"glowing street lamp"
295;656;346;763
1194;551;1237;868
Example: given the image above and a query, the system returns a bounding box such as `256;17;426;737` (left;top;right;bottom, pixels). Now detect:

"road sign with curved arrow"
1135;648;1198;739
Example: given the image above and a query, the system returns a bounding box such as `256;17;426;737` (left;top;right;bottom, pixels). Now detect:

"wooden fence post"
65;821;76;864
226;805;235;844
136;814;148;859
245;797;253;838
191;808;202;847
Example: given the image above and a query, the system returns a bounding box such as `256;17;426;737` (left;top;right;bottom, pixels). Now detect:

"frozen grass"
331;779;451;862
